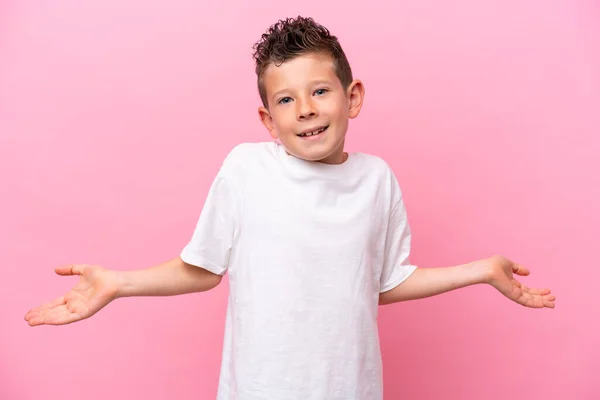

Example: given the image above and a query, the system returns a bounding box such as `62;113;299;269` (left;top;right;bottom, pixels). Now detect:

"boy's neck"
284;148;349;165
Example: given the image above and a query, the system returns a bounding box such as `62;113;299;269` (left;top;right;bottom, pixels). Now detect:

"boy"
24;16;555;400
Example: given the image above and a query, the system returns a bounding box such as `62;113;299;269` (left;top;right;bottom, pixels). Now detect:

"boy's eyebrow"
271;79;334;101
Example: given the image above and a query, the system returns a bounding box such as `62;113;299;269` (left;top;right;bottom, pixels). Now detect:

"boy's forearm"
115;257;222;298
379;259;492;305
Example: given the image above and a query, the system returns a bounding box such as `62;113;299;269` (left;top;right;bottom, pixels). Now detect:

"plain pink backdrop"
1;1;598;399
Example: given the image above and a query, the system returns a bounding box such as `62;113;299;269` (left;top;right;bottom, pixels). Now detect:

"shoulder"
223;142;275;164
355;152;397;181
355;152;405;202
220;142;276;169
357;152;391;170
217;142;278;184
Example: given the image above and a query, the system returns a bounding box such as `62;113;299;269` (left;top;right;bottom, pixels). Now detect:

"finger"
54;264;84;276
543;294;556;308
27;305;68;326
512;263;530;276
52;310;83;325
515;291;544;309
27;305;82;326
524;287;551;296
38;296;66;310
544;300;555;308
520;293;538;308
25;302;64;324
523;292;556;309
527;296;544;308
25;296;66;319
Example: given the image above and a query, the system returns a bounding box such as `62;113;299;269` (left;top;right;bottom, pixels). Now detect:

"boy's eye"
277;89;327;105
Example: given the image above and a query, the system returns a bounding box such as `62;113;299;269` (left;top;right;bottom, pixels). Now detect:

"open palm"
25;264;120;326
487;255;556;308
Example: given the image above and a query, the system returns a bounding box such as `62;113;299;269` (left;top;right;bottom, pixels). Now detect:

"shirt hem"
180;250;228;276
379;265;418;293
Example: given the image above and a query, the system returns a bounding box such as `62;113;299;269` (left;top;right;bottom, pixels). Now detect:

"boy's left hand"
485;255;555;308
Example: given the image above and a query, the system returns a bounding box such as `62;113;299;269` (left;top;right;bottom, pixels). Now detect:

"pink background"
1;1;598;399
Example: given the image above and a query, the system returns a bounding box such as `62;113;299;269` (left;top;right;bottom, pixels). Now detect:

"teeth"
300;127;326;137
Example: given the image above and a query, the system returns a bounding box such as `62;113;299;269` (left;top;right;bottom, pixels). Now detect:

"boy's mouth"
297;125;329;138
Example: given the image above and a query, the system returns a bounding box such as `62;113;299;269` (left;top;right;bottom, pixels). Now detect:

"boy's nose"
297;100;318;120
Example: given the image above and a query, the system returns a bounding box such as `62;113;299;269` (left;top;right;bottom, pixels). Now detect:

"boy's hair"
252;16;353;108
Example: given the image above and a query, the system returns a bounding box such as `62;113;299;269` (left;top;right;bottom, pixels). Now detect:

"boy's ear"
347;79;365;119
258;106;278;139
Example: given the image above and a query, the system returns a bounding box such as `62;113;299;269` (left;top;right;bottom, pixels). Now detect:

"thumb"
55;264;84;276
512;263;530;276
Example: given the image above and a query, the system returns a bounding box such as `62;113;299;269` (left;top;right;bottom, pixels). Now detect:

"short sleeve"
180;166;236;276
379;181;418;293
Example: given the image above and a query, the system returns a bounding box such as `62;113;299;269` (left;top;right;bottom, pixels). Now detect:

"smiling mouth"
297;126;329;137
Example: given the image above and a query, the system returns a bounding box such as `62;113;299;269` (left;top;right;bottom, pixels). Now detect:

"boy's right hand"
24;264;120;326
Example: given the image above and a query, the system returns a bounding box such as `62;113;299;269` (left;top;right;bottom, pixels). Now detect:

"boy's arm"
379;255;555;309
116;257;222;297
25;257;221;326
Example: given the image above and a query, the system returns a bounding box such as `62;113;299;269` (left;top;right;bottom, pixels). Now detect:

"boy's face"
258;52;364;165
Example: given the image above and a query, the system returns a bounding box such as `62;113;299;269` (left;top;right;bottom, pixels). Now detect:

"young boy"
24;16;555;400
